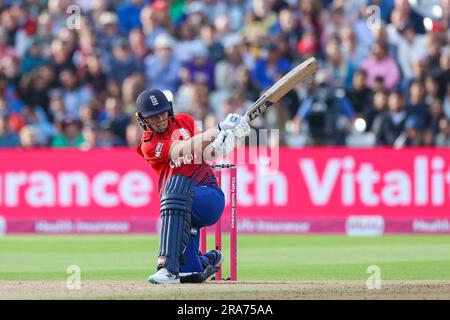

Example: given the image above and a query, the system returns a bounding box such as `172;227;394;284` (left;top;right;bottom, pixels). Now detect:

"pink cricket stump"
230;166;237;281
214;167;222;281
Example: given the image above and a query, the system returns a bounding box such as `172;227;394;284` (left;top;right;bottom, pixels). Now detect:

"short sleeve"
179;113;202;135
140;138;173;165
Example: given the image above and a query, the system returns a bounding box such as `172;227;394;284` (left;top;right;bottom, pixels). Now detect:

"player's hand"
218;114;240;131
218;114;251;139
232;116;251;139
211;129;236;156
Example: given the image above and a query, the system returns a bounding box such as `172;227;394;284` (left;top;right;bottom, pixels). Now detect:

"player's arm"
168;127;220;162
169;114;251;162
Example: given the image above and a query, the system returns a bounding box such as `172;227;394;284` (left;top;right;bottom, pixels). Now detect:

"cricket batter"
135;88;250;284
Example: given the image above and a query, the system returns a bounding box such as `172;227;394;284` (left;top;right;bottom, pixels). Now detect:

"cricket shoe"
148;268;180;284
179;250;224;283
201;249;224;268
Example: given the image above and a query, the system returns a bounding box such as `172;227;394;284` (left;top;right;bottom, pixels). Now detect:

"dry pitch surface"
1;280;450;300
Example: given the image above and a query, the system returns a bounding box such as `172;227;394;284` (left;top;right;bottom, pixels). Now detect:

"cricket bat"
244;57;319;122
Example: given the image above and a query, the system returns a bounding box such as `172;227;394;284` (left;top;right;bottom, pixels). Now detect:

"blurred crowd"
0;0;449;149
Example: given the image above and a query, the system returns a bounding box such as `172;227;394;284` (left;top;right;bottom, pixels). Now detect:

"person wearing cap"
135;88;250;284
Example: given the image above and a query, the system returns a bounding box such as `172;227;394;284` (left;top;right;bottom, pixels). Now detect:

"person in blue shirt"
117;0;146;35
251;43;291;90
0;114;20;148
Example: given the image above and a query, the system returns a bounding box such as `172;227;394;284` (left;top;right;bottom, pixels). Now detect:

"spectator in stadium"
48;89;66;125
396;25;427;81
213;15;236;46
0;27;15;61
144;33;181;93
47;0;68;36
232;64;260;103
140;3;171;49
97;11;122;52
199;23;225;63
187;83;212;123
82;55;108;99
22;104;56;145
117;0;144;35
443;83;450;119
34;12;54;56
101;96;130;144
402;57;427;98
181;42;216;91
346;69;373;116
173;20;202;63
394;115;423;147
424;75;441;105
297;0;323;37
1;55;22;92
323;37;353;89
19;125;39;148
251;42;291;90
0;114;20;147
297;29;319;61
242;0;278;43
426;34;445;75
50;39;76;81
79;101;98;129
365;89;389;132
420;128;435;146
122;73;146;115
340;27;368;69
19;69;51;116
97;121;124;147
392;0;426;34
58;28;79;58
436;119;450;147
129;28;151;61
74;30;101;76
214;41;243;93
80;124;100;150
20;39;49;74
58;68;93;120
406;80;428;120
321;6;345;54
361;41;401;90
426;98;445;134
437;48;450;98
0;72;23;114
125;122;141;147
372;26;398;61
108;38;144;84
269;7;302;54
51;117;85;148
372;91;408;146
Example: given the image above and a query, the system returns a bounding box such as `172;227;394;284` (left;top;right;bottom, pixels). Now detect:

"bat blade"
245;57;319;122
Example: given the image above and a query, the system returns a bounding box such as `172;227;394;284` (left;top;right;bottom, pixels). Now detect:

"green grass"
1;234;450;281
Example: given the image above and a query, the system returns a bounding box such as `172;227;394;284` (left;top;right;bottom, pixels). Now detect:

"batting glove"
218;114;251;139
232;116;251;139
211;129;236;157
